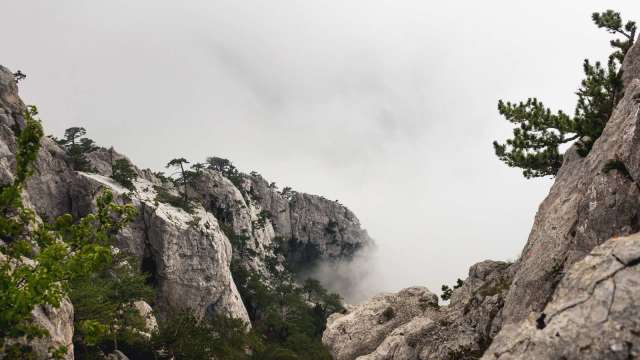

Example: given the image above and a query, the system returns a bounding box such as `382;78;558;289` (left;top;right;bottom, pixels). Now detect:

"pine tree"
493;10;636;178
53;127;97;171
166;158;190;204
70;254;154;357
111;158;138;191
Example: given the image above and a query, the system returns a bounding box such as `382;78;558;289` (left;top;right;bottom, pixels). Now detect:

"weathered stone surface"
27;299;75;360
323;260;512;360
189;170;277;275
133;301;158;334
74;173;250;323
482;234;640;360
623;40;640;91
501;77;640;324
323;287;439;360
357;317;434;360
288;192;371;260
189;169;372;279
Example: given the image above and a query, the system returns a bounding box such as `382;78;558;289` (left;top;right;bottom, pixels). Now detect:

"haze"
4;0;639;302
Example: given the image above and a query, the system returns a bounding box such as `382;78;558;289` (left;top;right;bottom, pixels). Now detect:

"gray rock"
323;287;439;360
104;350;129;360
74;173;250;323
189;170;277;276
482;233;640;360
323;260;512;360
622;39;640;91
133;301;158;335
501;77;640;324
26;299;75;360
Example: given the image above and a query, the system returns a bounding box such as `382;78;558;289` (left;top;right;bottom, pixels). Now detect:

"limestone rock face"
482;233;640;360
500;77;640;324
27;299;75;360
189;170;372;275
322;287;439;360
246;173;374;261
73;173;250;323
189;170;277;275
323;261;512;360
0;66;77;222
288;192;371;260
133;301;158;334
623;40;640;90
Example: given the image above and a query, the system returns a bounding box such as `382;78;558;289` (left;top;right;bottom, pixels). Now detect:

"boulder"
482;233;640;359
322;287;439;360
501;77;640;324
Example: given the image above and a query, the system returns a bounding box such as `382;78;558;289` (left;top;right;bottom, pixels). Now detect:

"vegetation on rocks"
52;127;98;172
0;108;137;358
494;10;637;178
110;158;138;191
440;278;464;301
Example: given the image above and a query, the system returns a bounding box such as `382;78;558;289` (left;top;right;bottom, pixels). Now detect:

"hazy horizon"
4;0;640;302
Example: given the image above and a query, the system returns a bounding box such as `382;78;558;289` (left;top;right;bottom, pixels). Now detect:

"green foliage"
165;157;190;204
440;278;464;301
592;10;637;62
53;127;98;172
152;309;253;360
231;263;340;359
381;306;395;322
70;253;154;357
206;156;243;187
493;10;637;178
226;222;341;360
152;171;172;184
0;109;136;357
153;185;195;213
13;70;26;83
111;158;138;191
190;162;206;175
253;210;272;230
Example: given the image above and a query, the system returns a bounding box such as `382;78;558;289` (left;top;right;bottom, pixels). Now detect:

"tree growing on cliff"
70;254;154;357
111;158;138;191
166;157;190;204
0;107;137;358
440;278;464;301
493;10;636;178
53;126;98;171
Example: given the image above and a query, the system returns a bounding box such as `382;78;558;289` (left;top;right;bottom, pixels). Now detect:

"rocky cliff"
0;64;372;358
322;38;640;360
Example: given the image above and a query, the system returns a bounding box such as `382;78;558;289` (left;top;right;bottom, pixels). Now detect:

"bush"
154;186;195;213
111;158;138;191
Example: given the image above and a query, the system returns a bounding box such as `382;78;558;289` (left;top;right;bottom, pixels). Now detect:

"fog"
3;0;640;302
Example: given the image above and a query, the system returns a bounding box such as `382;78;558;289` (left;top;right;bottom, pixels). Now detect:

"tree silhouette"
493;10;637;178
166;158;190;204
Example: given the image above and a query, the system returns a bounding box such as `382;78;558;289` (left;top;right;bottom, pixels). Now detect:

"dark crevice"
546;253;640;325
536;313;547;330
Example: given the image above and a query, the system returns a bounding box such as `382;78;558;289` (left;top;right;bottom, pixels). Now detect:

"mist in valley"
4;0;640;304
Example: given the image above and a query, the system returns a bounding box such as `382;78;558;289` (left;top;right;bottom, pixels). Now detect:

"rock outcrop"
501;73;640;325
324;261;512;360
26;299;75;360
0;63;372;358
482;233;640;360
323;287;440;360
72;173;250;323
190;170;372;274
325;36;640;360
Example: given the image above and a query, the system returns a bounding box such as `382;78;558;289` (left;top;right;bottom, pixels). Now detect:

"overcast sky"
4;1;640;302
